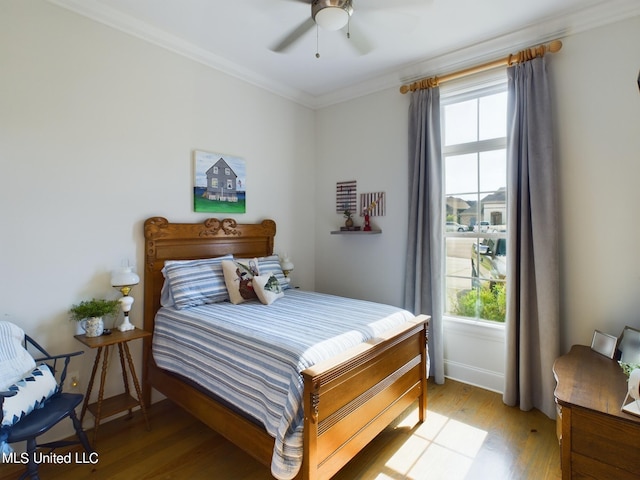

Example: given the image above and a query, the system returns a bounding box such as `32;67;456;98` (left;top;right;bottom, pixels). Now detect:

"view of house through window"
442;80;508;323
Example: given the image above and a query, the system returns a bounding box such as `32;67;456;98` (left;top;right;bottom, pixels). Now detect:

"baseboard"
444;359;504;394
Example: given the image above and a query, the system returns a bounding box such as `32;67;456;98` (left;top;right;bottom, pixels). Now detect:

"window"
442;79;508;323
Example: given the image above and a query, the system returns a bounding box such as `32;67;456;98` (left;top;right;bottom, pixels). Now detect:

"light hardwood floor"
0;379;561;480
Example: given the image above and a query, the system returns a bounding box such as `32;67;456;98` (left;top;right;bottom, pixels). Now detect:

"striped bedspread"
152;289;415;480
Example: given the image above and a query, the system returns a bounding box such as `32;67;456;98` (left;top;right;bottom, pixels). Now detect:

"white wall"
0;0;316;443
554;16;640;352
314;88;410;307
314;15;640;391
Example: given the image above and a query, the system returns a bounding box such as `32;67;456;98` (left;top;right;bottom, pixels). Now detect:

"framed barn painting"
193;150;246;213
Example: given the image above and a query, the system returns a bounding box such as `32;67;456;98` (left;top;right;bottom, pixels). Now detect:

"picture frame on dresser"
618;325;640;364
591;330;618;358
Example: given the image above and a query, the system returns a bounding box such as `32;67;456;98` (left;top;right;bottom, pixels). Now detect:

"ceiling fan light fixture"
312;0;353;31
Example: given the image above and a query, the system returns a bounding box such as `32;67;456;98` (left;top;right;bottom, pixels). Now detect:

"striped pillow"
0;321;36;391
257;255;291;290
162;255;233;309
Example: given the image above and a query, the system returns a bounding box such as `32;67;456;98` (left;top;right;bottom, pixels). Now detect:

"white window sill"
443;315;505;341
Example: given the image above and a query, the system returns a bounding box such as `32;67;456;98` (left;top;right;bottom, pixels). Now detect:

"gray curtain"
405;87;444;384
503;57;560;419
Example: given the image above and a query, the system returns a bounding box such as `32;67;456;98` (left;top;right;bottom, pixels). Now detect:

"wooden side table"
74;328;151;442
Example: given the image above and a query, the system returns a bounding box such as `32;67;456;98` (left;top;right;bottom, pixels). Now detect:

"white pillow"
221;258;260;304
253;274;284;305
1;364;58;455
1;364;58;427
0;322;36;390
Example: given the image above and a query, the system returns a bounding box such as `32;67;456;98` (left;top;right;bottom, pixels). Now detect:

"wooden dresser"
553;345;640;479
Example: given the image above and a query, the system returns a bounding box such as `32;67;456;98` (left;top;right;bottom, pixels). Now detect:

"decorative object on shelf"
279;255;294;278
111;266;140;332
360;192;385;232
193;150;246;214
69;298;119;337
343;209;354;228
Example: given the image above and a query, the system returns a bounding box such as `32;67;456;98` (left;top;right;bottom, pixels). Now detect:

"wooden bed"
142;216;429;480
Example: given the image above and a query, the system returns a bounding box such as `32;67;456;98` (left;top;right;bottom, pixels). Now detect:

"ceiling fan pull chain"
347;15;351;39
316;23;320;58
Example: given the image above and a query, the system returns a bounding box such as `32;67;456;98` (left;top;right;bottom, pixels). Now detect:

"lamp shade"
280;257;294;273
111;267;140;287
315;6;349;30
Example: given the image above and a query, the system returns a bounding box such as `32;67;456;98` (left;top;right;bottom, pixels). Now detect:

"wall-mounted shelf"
330;230;381;235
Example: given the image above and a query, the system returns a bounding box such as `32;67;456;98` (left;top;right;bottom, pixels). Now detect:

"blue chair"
0;330;93;480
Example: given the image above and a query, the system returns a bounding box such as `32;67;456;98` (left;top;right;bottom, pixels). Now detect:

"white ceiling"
49;0;640;108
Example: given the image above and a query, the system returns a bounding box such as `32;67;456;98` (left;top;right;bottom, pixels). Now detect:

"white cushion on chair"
0;321;36;391
1;364;58;428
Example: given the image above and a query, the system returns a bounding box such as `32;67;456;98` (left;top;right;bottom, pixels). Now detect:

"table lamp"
111;266;140;332
280;255;294;278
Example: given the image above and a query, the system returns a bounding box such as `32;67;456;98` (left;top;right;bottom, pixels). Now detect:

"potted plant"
69;298;119;337
343;209;354;228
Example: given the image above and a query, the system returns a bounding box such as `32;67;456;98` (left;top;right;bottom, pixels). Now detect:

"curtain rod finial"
548;40;562;53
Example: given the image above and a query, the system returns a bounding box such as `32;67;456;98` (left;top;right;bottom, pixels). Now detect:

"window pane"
446;193;477;232
447;282;507;322
444;237;475;316
444;99;477;146
479;150;506;193
445;235;507;322
445;154;477;195
479;92;507;141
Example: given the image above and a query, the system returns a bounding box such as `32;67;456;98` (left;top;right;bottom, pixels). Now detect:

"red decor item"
363;214;371;231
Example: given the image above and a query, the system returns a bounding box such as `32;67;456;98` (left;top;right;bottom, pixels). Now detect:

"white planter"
80;317;104;337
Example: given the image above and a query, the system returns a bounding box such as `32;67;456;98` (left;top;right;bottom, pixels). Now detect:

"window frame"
441;75;508;326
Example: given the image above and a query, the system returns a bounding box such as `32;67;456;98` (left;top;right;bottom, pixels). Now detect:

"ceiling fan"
271;0;423;57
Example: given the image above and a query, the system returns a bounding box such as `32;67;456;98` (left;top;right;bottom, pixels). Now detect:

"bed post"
303;378;320;480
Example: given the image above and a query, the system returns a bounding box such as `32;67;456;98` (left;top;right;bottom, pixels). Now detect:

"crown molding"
47;0;640;110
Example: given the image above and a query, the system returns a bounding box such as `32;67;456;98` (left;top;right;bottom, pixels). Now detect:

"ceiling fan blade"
271;18;315;52
344;21;373;55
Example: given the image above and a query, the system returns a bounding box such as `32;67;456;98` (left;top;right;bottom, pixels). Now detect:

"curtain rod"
399;39;562;94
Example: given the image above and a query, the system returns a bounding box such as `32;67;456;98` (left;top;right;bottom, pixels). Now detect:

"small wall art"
194;150;246;214
336;180;357;214
360;192;385;217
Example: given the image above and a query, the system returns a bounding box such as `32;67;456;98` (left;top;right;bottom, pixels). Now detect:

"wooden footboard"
301;315;429;480
145;314;428;480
